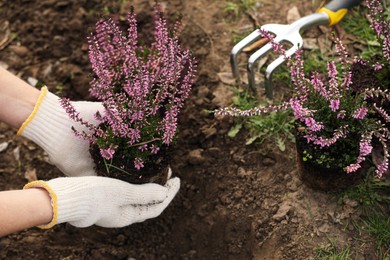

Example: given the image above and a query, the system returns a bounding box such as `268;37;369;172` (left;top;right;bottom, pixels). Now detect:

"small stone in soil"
0;141;8;152
262;157;276;166
272;204;291;221
187;149;206;165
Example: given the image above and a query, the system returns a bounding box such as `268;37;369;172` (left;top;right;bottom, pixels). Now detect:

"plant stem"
128;138;161;147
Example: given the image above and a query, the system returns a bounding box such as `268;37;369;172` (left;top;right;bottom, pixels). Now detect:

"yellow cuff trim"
318;7;348;26
17;86;48;136
24;180;58;229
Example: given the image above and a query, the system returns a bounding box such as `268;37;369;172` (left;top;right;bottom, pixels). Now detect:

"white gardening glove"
24;175;180;228
17;86;103;177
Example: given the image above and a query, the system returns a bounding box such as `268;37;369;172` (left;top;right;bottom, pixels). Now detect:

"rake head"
231;12;329;99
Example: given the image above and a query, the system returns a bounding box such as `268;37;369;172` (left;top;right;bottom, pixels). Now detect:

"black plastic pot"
295;131;366;192
89;143;170;185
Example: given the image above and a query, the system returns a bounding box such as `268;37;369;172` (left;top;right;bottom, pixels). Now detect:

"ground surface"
0;0;385;259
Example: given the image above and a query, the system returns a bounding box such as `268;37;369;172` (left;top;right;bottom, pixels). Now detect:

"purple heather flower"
327;61;337;79
337;110;346;119
373;130;389;177
372;103;390;123
134;157;144;170
290;100;323;132
150;144;160;154
330;99;340;112
138;144;148;152
373;63;383;71
346;163;361;173
162;107;179;144
100;146;115;160
311;73;326;96
375;161;388;178
366;0;390;63
359;140;373;157
305;125;349;148
353;105;368;120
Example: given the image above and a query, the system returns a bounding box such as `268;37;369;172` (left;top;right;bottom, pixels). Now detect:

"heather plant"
61;6;196;173
216;0;389;178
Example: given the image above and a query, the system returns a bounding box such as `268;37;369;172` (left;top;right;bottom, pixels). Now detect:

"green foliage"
362;213;390;254
228;89;295;151
340;6;383;60
337;176;390;257
314;239;352;260
231;28;255;44
223;0;256;19
270;65;291;86
102;6;111;15
54;84;64;96
338;175;390;207
302;49;328;73
302;150;313;162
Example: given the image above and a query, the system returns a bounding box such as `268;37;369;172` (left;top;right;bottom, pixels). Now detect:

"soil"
0;0;387;259
90;143;170;185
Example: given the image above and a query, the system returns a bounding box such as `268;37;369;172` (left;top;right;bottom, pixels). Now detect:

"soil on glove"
0;0;387;259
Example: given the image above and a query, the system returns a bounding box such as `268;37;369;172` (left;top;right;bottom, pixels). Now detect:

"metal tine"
230;30;264;79
247;12;329;99
264;33;303;99
247;24;291;95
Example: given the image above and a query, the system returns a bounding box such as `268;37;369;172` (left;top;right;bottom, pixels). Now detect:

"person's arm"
0;188;52;237
0;175;180;237
0;176;179;237
0;66;40;129
0;66;103;177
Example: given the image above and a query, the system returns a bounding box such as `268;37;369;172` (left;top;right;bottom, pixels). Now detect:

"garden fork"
231;0;362;99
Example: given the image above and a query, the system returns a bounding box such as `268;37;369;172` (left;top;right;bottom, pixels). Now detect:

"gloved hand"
17;86;103;177
24;175;180;228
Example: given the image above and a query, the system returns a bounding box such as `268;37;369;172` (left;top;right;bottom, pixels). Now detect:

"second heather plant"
61;6;196;182
216;0;389;179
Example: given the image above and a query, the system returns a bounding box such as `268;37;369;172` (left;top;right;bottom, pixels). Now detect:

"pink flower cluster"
366;0;390;63
215;0;389;177
61;6;197;170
